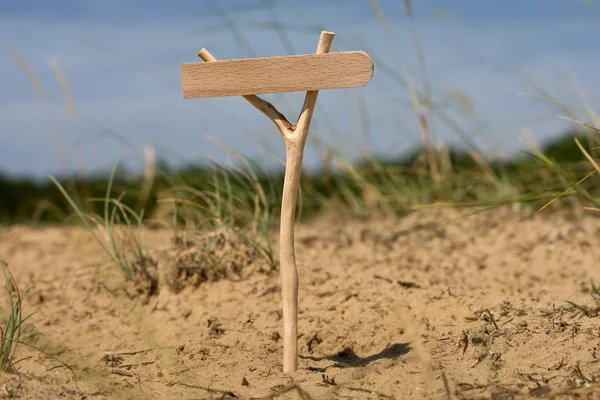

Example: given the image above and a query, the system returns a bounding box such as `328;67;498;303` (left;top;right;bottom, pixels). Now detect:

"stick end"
198;48;216;62
316;31;335;54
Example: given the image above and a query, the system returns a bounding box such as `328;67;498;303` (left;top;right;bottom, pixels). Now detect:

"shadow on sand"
300;343;410;371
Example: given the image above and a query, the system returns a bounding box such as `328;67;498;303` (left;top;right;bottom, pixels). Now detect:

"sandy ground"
1;207;600;399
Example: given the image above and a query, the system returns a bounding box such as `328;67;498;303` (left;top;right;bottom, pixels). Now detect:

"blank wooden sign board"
180;31;374;374
181;51;374;98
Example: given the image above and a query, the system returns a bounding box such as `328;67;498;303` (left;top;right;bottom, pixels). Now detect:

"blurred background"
1;0;599;225
2;0;598;177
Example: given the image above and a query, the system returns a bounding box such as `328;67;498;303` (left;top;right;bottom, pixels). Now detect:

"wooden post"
181;30;374;373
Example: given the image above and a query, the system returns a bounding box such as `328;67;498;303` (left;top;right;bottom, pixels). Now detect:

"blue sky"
1;0;599;178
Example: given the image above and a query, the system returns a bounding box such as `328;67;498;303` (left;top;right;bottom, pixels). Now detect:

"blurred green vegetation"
3;1;597;229
0;127;597;227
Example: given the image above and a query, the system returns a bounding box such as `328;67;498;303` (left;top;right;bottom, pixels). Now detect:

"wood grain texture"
181;51;374;99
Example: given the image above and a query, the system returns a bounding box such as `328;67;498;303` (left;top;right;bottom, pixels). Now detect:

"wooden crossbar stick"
197;49;294;135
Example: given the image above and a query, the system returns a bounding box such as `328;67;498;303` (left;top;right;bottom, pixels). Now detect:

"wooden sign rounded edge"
353;51;375;87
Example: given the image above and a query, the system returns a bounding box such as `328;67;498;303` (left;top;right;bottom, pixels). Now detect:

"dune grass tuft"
0;260;35;372
50;161;156;293
525;96;600;313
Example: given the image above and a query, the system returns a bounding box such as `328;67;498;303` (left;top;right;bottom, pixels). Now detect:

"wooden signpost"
181;31;374;374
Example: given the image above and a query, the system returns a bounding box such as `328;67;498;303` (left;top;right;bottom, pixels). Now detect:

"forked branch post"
198;31;335;373
185;30;374;373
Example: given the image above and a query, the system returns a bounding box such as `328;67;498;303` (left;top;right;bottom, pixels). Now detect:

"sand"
1;207;600;399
